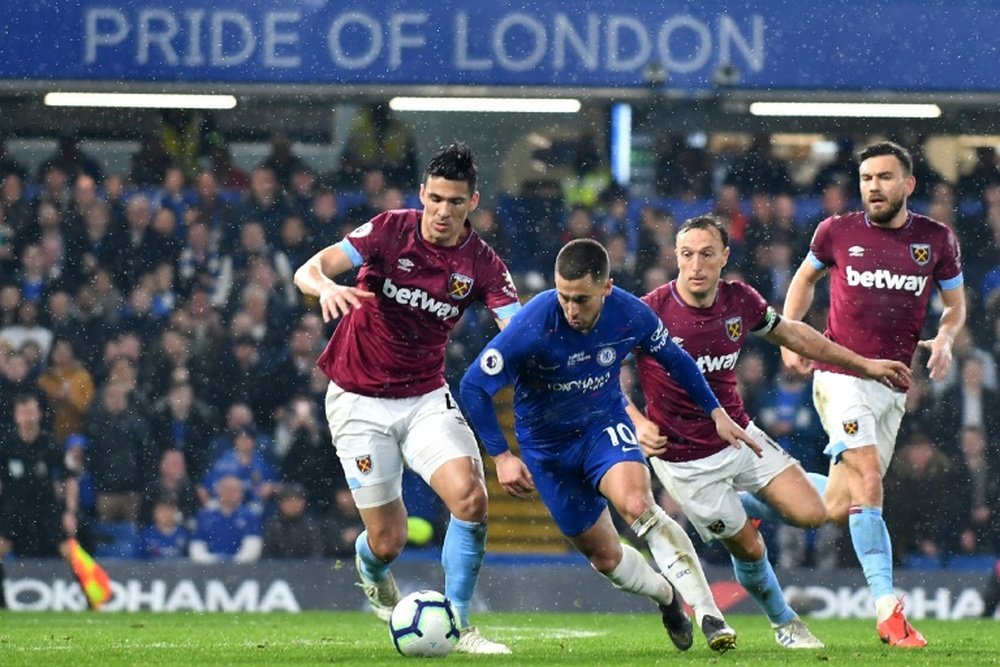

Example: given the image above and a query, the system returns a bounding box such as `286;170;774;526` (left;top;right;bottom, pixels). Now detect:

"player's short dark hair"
555;238;610;283
858;141;913;175
676;215;729;248
424;142;478;192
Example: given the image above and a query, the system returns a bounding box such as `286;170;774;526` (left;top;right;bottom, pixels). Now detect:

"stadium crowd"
0;123;999;578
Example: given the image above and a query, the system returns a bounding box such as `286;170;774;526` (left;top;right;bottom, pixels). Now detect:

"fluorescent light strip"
749;102;941;119
610;103;632;186
389;97;581;113
44;92;237;110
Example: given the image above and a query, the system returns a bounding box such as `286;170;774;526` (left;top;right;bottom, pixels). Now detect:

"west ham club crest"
724;316;743;341
910;243;931;266
448;273;474;299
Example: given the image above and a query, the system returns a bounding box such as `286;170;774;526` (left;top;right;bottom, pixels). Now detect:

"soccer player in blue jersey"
460;238;761;653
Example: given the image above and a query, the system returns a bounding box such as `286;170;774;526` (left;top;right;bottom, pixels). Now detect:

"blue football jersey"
461;286;719;455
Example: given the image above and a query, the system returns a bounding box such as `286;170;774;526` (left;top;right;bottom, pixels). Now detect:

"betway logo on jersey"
845;265;929;296
382;278;460;320
548;371;611;393
695;351;740;374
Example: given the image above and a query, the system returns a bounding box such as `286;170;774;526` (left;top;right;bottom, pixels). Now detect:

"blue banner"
1;1;996;92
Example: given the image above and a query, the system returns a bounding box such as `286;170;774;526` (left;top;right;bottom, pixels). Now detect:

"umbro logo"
848;245;865;257
397;258;414;272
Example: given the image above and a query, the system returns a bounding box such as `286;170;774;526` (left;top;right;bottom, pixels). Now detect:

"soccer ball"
388;590;461;657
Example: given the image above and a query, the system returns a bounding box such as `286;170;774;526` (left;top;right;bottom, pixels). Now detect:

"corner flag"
66;538;112;609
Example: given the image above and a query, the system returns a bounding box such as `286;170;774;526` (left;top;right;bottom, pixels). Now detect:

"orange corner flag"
66;538;112;609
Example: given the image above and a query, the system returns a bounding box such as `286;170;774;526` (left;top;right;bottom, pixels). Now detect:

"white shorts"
325;381;483;509
649;422;796;542
811;370;905;476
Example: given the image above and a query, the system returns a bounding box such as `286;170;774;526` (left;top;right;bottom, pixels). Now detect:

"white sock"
632;505;722;626
603;543;674;607
875;594;899;623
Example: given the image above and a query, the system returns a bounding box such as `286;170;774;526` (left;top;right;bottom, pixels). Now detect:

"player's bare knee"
444;485;488;523
793;502;827;529
615;496;654;526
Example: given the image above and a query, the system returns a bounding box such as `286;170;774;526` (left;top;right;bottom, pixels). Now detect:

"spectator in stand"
307;187;341;247
150;380;218;481
85;380;155;523
260;132;311;193
79;200;124;280
598;191;639;258
274;396;340;514
36;337;95;443
156;166;195;233
933;355;1000;452
41;291;83;353
957;146;1000;201
606;234;638;294
654;132;713;198
37;134;104;185
138;494;190;559
712;184;749;261
323;482;364;558
0;136;28;182
724;133;793;196
339;103;418;188
189;474;262;563
561;204;604;244
204;402;275;467
13;243;54;305
237;167;290;246
208;141;250;191
287;165;317;219
884;432;954;566
262;482;325;559
469;208;511;267
950;426;1000;558
811;137;860;194
198;427;278;507
1;299;54;359
129;134;173;187
635;205;675;280
176;218;223;301
192;169;237;252
343;168;385;227
276;213;315;271
139;448;201;528
115;194;171;290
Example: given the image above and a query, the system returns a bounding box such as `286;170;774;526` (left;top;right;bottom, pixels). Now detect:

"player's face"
419;177;480;247
675;227;729;305
555;274;613;333
860;155;915;225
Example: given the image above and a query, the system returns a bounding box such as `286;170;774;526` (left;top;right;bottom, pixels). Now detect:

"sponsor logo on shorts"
910;243;931;266
707;520;726;535
596;347;616;366
448;273;474;299
355;455;373;474
842;419;859;436
480;349;504;375
725;316;743;341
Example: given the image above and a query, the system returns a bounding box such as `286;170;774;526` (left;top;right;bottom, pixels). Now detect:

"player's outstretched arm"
780;260;827;374
293;245;374;322
917;286;966;381
765;318;911;388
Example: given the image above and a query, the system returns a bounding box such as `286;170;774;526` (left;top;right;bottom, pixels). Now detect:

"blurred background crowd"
1;105;999;571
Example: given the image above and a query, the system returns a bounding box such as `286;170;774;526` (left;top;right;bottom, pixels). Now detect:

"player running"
777;141;966;648
461;238;760;653
627;215;910;649
294;143;519;654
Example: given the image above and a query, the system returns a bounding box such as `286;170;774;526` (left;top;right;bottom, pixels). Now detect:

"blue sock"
739;472;830;525
807;472;829;497
848;506;895;600
441;515;487;629
355;530;390;582
739;492;784;523
731;550;796;625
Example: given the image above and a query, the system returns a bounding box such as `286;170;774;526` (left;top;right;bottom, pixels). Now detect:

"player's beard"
864;195;904;225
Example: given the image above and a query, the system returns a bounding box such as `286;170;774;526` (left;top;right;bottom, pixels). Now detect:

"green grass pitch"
1;611;996;665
